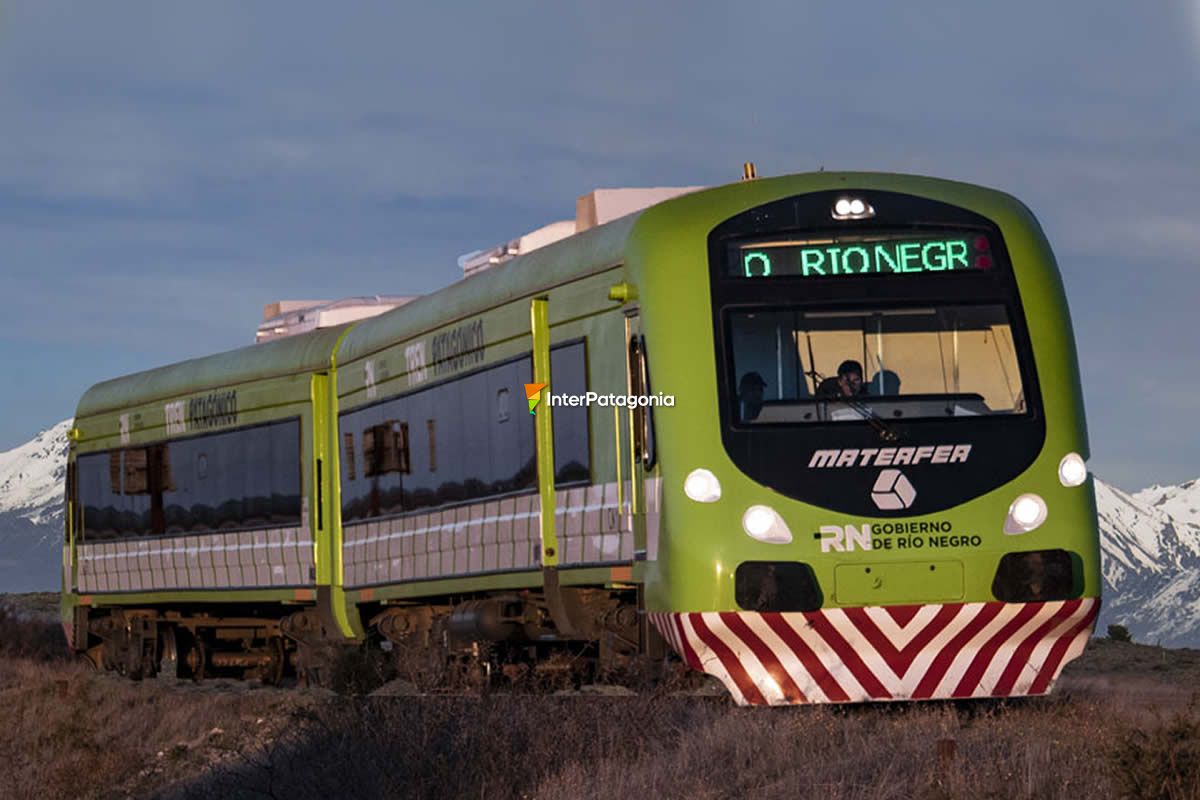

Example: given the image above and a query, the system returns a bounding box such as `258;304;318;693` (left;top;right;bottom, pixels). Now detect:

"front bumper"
648;598;1098;706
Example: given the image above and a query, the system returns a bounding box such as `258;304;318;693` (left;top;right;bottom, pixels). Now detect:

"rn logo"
817;524;874;553
871;469;916;511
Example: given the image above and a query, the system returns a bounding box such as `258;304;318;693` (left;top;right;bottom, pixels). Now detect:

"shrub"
0;605;67;661
1109;624;1133;643
1110;713;1200;800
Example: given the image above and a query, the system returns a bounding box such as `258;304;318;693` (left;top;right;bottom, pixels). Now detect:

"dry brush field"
3;595;1200;800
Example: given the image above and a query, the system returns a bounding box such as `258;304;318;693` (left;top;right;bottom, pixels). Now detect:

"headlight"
741;505;793;544
832;197;875;220
684;468;722;503
1004;493;1048;535
1058;453;1087;487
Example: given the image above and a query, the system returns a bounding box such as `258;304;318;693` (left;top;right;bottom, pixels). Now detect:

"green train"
61;171;1099;704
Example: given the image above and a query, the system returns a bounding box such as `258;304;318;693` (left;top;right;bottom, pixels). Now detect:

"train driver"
817;360;867;398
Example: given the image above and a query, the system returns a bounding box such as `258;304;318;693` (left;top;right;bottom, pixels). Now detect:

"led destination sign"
735;233;994;279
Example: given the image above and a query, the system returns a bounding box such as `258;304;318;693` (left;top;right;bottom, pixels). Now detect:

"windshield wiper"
829;395;900;442
807;370;900;442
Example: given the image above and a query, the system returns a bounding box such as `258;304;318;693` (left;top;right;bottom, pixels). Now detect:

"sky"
0;1;1197;491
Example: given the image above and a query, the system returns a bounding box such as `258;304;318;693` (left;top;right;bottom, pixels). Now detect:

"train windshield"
728;304;1025;425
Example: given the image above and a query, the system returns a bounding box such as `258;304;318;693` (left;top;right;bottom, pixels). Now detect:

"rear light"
735;562;823;612
992;549;1077;603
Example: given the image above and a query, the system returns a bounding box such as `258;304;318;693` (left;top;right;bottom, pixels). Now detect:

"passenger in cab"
817;360;866;398
738;371;767;421
868;369;902;396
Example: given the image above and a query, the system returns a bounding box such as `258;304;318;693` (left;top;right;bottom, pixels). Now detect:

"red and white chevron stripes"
648;598;1098;706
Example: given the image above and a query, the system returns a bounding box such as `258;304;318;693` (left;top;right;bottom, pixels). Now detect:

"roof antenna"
741;162;758;181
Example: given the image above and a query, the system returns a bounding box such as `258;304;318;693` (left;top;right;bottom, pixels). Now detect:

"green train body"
62;172;1099;703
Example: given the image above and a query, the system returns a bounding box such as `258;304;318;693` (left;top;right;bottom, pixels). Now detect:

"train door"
623;310;652;561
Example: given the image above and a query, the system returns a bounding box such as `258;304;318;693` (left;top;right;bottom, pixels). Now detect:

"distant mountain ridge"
1;421;1197;644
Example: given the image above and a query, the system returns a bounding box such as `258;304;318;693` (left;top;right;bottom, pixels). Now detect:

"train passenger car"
62;329;349;681
328;213;659;678
63;171;1100;703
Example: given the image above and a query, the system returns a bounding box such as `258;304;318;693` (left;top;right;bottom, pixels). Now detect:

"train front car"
636;173;1099;705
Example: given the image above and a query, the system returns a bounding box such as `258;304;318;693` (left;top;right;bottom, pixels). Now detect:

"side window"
78;420;303;541
343;433;356;481
486;358;536;496
395;423;410;474
426;419;437;472
364;421;410;477
108;451;122;494
65;460;77;542
335;348;583;520
458;370;490;502
496;388;511;423
80;452;115;541
550;341;591;484
161;421;300;534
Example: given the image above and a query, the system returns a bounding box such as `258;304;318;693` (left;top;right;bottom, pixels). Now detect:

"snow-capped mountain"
0;420;1198;644
1134;480;1200;529
0;419;70;592
0;419;71;525
1097;479;1200;646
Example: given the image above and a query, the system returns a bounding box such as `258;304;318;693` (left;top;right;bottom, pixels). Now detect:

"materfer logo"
871;469;916;510
808;444;971;469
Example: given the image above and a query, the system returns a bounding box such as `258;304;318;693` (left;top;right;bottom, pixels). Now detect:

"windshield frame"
705;188;1047;516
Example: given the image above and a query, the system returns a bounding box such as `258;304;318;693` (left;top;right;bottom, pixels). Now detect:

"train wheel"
260;637;286;686
78;645;102;672
156;626;180;682
184;637;207;682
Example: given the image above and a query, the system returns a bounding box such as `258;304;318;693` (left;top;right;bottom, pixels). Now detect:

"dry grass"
2;609;1200;800
172;686;1200;800
0;600;67;661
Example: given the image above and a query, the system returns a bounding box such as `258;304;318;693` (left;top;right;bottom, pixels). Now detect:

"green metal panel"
356;566;632;604
75;325;349;422
333;216;638;372
834;561;965;605
334;270;626;410
76;588;315;605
